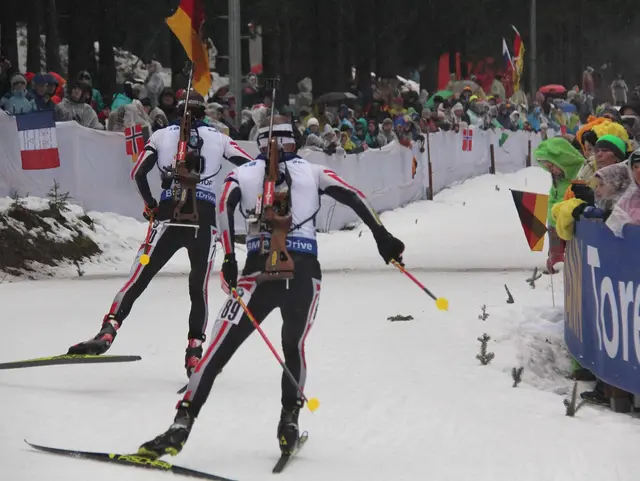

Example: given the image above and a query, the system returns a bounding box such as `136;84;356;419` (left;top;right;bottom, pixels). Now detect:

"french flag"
16;110;61;170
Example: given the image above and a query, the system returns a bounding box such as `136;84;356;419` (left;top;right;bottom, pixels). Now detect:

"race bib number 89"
215;286;253;325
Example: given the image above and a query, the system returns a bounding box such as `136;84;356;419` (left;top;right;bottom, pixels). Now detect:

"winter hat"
595;134;627;161
306;117;319;128
77;70;92;82
598;106;621;122
629;149;640;168
620;102;640;118
592;121;631;153
33;73;48;85
10;73;26;86
382;118;393;126
453;103;464;112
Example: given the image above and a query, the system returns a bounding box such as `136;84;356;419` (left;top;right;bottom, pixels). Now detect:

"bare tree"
27;0;43;72
0;1;19;70
44;0;62;73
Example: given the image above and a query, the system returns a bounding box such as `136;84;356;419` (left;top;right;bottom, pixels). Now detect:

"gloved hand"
372;226;405;265
143;199;158;221
582;206;606;219
222;253;238;290
572;203;605;220
571;183;595;205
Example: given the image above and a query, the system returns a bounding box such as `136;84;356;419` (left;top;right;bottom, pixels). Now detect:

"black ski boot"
185;338;203;378
67;315;120;355
277;404;301;455
138;401;194;459
581;380;609;406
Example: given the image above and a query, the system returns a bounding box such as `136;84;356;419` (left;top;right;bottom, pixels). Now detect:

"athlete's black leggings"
108;221;217;341
183;253;322;417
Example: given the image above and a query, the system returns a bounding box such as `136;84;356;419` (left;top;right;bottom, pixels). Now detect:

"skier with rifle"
67;89;253;378
137;115;405;459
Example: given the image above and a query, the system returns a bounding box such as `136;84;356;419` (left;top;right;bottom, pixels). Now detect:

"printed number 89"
220;299;241;322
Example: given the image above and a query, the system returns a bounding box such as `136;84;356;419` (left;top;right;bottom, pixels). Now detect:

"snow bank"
0;167;551;281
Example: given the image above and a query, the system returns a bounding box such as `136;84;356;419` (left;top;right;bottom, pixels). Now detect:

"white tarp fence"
0;111;547;232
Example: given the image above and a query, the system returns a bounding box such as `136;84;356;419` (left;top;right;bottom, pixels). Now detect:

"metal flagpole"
228;0;243;127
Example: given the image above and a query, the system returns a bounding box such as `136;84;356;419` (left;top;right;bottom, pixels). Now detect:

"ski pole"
231;288;320;412
391;260;449;311
139;214;155;266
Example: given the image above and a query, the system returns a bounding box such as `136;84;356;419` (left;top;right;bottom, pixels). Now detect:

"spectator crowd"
3;58;640;160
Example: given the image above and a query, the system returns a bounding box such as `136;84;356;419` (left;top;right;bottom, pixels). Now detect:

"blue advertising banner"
564;220;640;394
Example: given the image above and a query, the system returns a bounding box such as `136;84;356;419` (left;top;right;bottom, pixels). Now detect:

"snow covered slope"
0;166;552;281
4;166;640;481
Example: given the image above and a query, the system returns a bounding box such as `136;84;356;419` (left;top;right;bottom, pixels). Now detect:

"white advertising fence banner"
0;111;547;232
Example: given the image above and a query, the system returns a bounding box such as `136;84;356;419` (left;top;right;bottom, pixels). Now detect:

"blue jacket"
1;91;36;114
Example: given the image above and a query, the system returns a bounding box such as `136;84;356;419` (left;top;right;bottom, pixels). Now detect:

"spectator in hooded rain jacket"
0;73;36;114
56;82;104;130
534;137;585;273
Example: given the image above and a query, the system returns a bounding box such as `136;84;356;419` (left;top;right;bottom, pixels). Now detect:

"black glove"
571;202;588;221
143;199;158;221
373;226;405;265
222;253;238;290
571;183;595;206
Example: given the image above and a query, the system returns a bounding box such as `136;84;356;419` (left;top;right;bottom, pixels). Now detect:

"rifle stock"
257;134;294;282
171;91;200;223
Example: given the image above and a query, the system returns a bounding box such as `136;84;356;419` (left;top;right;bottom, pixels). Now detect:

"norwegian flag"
125;124;149;156
462;128;473;152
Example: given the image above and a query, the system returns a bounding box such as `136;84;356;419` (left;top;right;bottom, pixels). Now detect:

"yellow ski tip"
435;297;449;311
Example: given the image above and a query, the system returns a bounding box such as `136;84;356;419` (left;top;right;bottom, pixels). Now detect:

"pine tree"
512;367;524;387
47;180;72;213
476;334;495;365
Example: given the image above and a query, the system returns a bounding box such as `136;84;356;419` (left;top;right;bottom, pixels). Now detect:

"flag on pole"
512;25;525;92
16;110;61;170
248;24;263;75
462;128;473;151
511;190;548;251
502;38;515;72
166;0;212;97
125;124;150;162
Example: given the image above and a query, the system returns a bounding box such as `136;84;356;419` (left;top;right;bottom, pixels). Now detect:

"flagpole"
530;0;537;93
228;0;243;128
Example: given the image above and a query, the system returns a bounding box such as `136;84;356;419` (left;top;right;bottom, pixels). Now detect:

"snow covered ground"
1;166;555;282
3;167;640;481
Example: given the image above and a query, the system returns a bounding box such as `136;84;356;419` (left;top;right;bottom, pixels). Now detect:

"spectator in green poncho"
534;137;585;274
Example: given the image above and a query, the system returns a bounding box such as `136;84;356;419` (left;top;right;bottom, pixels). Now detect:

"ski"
272;431;308;474
178;384;188;394
0;354;141;370
25;440;236;481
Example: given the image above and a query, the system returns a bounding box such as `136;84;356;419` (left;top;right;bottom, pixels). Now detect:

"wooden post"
426;131;434;200
490;144;496;174
526;138;532;167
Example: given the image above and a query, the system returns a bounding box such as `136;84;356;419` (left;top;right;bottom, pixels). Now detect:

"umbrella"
558;102;577;113
425;90;453;108
539;84;567;96
316;92;358;105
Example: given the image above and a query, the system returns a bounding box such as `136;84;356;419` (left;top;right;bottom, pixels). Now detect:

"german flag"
511;190;549;251
166;0;212;97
